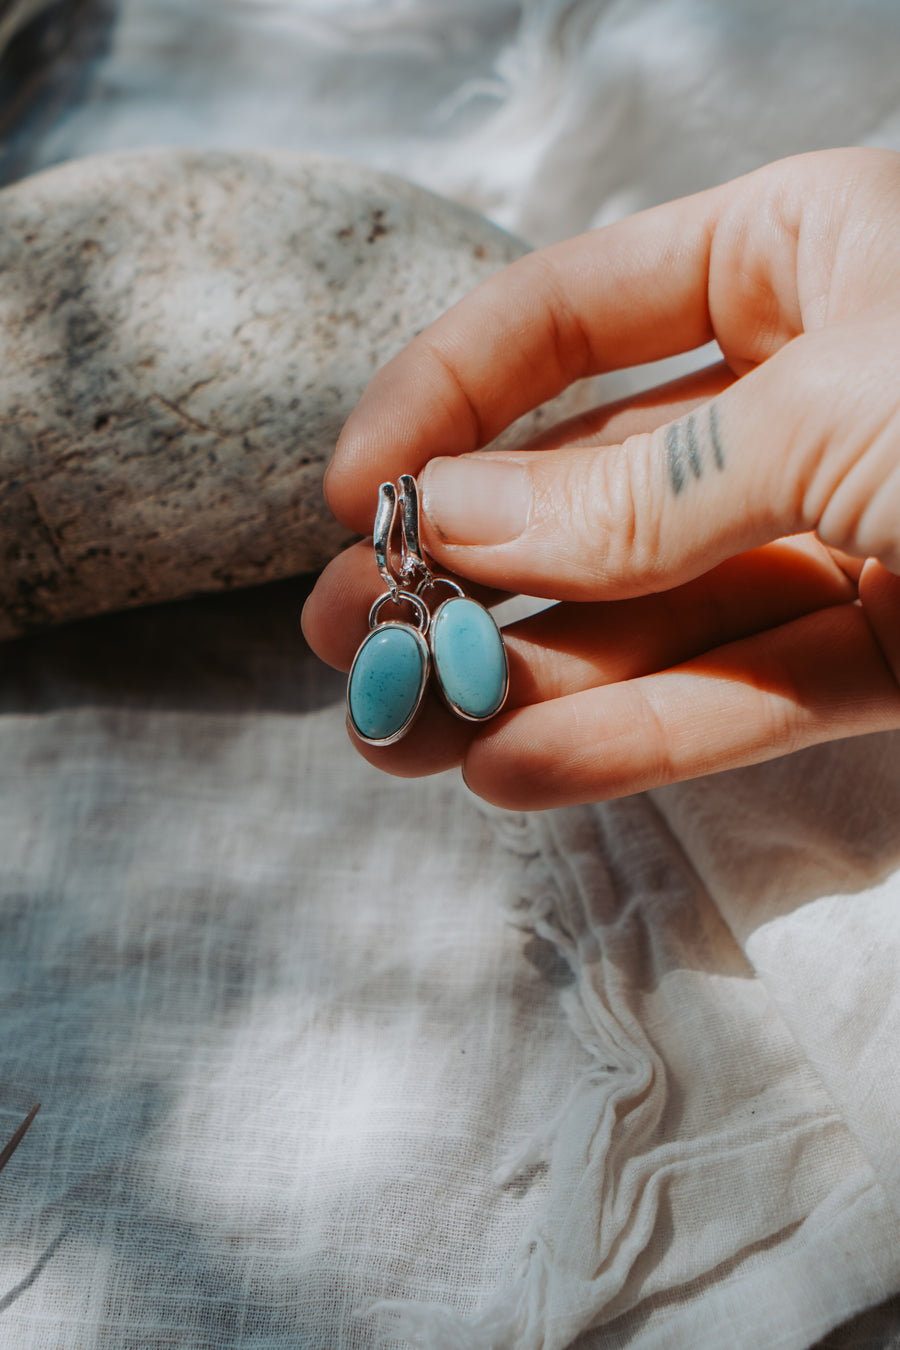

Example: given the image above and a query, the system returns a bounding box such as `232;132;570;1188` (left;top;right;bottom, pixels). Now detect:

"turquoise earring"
398;474;509;724
346;482;431;746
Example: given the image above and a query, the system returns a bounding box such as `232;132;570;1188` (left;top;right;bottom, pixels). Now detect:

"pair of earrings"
347;474;509;746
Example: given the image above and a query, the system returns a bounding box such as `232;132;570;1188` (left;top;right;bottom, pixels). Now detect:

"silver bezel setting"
347;612;431;747
428;594;509;723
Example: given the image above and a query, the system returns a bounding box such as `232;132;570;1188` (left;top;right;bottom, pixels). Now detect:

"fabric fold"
370;791;900;1349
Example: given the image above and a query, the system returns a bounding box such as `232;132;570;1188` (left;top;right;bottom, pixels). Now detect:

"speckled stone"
0;148;538;639
347;624;429;743
431;597;508;720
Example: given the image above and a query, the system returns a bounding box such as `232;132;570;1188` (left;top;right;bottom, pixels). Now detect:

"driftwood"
0;148;533;638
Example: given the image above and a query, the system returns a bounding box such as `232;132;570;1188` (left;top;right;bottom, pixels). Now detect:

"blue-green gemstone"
348;624;427;743
431;597;508;721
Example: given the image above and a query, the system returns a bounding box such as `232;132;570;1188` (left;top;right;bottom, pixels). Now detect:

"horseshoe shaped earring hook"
373;479;400;600
397;474;433;590
346;481;431;746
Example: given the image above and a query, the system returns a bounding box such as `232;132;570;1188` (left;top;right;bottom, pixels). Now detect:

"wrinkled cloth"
17;0;900;245
0;589;899;1349
0;586;586;1348
372;756;900;1349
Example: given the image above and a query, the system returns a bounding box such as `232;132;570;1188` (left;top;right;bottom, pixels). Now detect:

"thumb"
418;319;899;600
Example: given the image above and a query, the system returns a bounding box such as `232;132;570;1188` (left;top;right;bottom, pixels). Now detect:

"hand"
302;148;900;810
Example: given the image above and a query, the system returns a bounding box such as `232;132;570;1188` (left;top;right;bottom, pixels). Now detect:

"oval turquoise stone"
431;597;508;720
348;625;427;742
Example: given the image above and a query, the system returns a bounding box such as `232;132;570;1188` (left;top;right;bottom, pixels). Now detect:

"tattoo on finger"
664;402;726;496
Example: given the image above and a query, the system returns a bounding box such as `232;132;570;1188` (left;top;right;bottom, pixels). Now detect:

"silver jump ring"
368;589;430;633
416;575;465;602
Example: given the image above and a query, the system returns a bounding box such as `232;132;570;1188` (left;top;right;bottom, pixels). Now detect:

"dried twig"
0;1104;40;1177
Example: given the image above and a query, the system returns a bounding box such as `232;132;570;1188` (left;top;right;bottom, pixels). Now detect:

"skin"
302;148;900;810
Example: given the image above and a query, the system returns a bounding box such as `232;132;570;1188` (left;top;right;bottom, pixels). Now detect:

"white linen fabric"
1;595;899;1349
3;2;900;1348
0;587;589;1348
1;593;899;1350
372;762;900;1349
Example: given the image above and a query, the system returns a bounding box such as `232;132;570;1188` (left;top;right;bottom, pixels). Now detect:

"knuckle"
565;432;668;596
629;682;680;788
527;252;596;388
784;326;900;556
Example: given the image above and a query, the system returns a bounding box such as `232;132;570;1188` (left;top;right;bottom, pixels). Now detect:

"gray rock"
0;148;538;637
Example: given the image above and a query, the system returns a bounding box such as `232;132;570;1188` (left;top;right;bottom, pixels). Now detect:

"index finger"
324;147;900;534
325;186;720;532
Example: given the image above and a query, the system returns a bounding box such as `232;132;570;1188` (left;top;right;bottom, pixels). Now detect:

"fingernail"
420;457;529;545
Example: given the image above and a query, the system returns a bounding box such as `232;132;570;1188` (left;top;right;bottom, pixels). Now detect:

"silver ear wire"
373;481;399;599
347;472;507;744
347;479;432;745
397;473;433;589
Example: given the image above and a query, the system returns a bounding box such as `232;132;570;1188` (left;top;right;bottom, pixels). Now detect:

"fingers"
417;311;900;599
858;559;900;683
521;361;734;453
300;537;508;673
302;532;856;782
326;184;720;530
346;571;900;801
464;603;900;811
302;525;849;684
300;540;508;781
303;361;742;671
326;149;900;533
350;694;475;780
306;148;900;804
504;536;855;704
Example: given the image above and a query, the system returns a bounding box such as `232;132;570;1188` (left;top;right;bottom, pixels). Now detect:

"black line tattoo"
664;403;726;496
685;414;702;479
665;422;685;494
709;401;726;470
